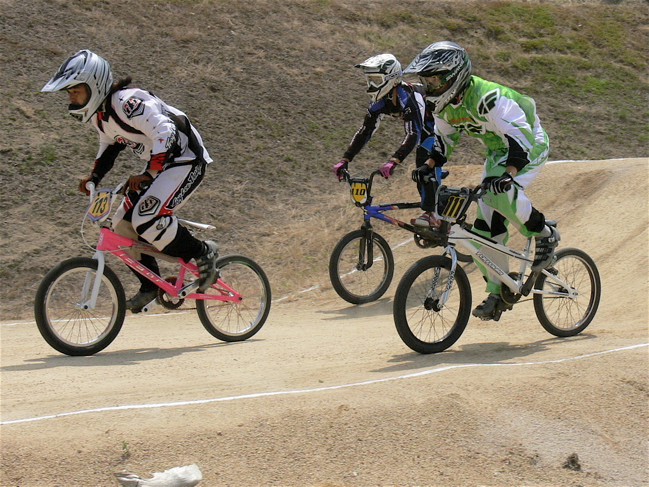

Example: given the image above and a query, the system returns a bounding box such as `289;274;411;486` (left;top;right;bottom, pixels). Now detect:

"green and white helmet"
42;49;113;123
404;41;472;113
356;53;402;103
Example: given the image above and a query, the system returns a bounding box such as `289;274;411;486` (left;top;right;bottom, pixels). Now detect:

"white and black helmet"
404;41;472;113
356;53;402;103
42;49;113;123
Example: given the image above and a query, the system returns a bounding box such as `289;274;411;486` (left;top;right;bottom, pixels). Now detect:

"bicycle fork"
426;249;460;310
79;251;108;310
357;223;375;271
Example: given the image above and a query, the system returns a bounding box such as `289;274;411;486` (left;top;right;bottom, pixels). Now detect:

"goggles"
420;70;453;95
365;73;386;89
365;70;400;89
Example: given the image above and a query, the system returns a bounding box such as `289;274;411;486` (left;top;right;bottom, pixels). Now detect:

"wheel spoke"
35;258;125;356
533;248;601;337
394;256;471;354
196;256;271;342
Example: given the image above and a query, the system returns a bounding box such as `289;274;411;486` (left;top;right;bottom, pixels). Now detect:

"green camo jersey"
434;76;549;176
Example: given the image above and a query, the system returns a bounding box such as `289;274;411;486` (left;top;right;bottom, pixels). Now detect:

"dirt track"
1;159;648;486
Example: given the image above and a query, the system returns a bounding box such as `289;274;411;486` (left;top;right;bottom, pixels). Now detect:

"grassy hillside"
1;0;647;319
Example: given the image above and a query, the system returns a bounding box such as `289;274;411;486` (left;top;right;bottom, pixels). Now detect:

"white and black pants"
113;160;208;291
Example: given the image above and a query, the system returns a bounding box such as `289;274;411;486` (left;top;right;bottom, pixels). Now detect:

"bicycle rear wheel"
393;255;472;354
329;229;394;304
34;257;126;356
533;248;601;337
196;255;271;341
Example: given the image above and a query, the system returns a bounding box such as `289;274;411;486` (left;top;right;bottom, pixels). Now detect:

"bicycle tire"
34;257;126;356
329;229;394;304
393;255;472;354
196;254;271;341
533;248;601;337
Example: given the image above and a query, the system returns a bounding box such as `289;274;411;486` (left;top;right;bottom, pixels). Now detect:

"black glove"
489;173;514;194
412;165;434;183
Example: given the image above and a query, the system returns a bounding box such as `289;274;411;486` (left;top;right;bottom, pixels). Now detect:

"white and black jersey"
90;88;212;179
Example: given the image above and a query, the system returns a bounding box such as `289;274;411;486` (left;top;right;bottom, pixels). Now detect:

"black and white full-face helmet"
42;49;113;122
356;53;402;103
404;41;472;113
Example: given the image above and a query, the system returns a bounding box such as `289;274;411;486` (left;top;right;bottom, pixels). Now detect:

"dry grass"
0;0;647;318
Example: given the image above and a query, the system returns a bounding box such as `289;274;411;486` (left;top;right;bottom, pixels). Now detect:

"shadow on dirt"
374;333;598;374
2;339;263;372
317;298;393;319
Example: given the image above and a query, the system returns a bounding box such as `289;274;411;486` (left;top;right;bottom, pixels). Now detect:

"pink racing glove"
379;160;398;179
333;159;348;182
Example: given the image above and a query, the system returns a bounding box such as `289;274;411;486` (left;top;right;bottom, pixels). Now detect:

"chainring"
158;276;185;310
500;272;523;305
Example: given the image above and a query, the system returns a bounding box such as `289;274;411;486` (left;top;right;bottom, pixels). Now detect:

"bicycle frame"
347;168;446;244
360;201;422;230
80;185;241;311
448;224;534;293
390;179;601;354
438;211;578;307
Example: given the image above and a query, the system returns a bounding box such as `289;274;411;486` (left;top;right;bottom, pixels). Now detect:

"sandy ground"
1;159;648;487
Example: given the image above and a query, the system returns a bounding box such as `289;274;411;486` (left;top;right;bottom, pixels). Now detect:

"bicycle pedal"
497;303;513;312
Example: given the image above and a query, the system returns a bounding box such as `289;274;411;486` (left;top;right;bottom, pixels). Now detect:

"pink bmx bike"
34;182;271;356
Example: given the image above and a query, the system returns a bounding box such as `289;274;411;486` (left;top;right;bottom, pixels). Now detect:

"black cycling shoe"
126;289;158;314
532;226;560;271
196;240;219;292
472;293;513;320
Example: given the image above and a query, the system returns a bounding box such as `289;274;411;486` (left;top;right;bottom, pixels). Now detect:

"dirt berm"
1;158;647;486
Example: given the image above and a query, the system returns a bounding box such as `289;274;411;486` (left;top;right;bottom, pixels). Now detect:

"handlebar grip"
139;179;152;190
86;181;96;196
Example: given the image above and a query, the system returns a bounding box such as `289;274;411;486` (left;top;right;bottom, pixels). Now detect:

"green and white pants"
471;158;547;294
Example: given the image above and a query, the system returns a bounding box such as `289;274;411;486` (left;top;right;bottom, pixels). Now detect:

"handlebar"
86;179;144;201
85;180;125;202
341;168;441;185
460;177;521;204
339;167;521;207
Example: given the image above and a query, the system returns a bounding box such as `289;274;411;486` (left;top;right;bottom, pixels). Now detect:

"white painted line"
546;158;641;164
2;343;646;426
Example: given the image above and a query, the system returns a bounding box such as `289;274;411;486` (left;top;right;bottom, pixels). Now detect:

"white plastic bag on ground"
115;464;202;487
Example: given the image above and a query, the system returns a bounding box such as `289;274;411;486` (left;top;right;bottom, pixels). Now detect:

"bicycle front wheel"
329;229;394;304
196;255;271;341
34;257;126;356
393;255;472;354
533;248;601;337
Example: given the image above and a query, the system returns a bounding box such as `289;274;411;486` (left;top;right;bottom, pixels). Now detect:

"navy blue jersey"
344;82;426;163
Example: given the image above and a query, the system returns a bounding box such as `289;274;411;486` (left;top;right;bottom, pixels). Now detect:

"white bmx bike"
393;181;601;354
